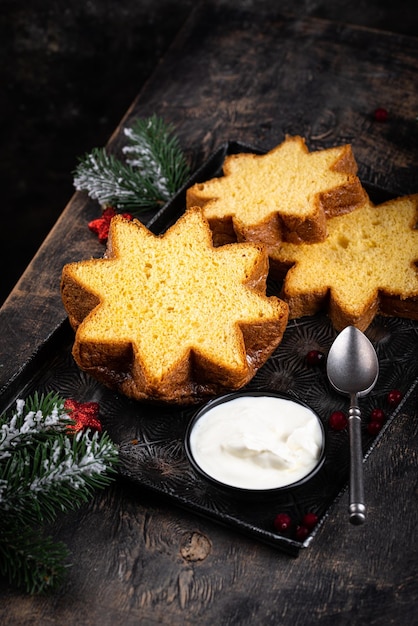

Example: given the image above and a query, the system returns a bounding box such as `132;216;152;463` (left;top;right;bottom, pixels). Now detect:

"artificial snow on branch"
73;115;190;213
0;393;118;594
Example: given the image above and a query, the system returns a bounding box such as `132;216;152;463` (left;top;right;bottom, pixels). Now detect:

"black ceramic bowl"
184;390;326;497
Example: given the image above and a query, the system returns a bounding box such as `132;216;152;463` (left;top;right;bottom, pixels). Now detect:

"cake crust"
61;208;289;404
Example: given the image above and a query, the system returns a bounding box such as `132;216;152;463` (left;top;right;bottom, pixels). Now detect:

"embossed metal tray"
2;141;418;555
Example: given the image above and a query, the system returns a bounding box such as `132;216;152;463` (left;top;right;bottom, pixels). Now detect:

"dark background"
1;0;417;306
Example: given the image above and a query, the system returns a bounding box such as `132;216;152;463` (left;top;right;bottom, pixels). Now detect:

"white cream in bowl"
186;393;325;491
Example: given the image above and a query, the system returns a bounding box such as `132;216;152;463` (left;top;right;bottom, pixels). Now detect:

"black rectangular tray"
2;141;418;556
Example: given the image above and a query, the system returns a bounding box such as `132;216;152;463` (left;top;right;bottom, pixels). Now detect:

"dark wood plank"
119;4;418;193
1;4;418;624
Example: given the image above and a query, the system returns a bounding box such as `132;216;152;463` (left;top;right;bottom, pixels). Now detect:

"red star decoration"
88;207;133;243
64;399;103;433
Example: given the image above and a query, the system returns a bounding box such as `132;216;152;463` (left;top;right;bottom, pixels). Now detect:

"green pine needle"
73;115;190;214
0;522;69;594
0;393;119;593
122;115;190;195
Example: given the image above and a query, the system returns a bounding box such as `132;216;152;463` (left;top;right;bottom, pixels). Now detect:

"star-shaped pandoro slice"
186;136;367;249
61;208;288;404
270;194;418;331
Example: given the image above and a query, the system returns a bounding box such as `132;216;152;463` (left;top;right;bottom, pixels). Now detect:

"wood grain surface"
1;3;418;624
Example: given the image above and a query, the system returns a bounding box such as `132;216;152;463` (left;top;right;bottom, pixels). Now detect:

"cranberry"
373;107;389;122
301;512;318;530
329;410;348;431
295;525;309;541
370;408;385;422
387;389;402;407
367;421;383;435
274;513;292;533
306;349;325;367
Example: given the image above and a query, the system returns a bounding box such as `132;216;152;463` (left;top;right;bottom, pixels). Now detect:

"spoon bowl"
327;326;379;525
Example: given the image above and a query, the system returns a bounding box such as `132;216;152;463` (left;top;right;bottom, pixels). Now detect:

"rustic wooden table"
1;3;418;624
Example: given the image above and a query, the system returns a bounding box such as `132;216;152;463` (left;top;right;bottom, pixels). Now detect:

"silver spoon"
326;326;379;525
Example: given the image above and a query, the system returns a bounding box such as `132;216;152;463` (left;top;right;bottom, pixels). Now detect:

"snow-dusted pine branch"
73;115;190;213
0;393;118;593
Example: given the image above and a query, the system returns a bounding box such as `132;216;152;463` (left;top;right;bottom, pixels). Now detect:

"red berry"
273;513;292;533
367;421;383;435
301;513;318;530
306;350;325;367
370;408;385;422
329;410;348;431
387;389;402;407
295;525;309;541
374;107;388;122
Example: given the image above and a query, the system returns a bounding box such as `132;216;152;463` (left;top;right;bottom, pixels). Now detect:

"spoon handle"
348;395;366;525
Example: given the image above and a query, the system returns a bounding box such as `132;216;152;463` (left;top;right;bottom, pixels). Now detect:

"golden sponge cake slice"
61;208;289;404
186;136;367;250
271;194;418;331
